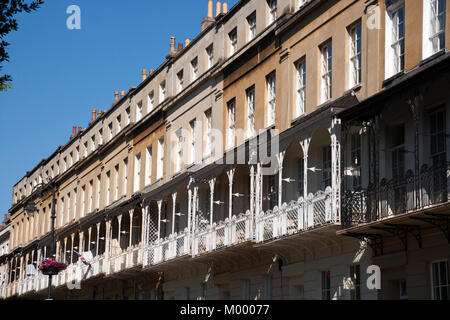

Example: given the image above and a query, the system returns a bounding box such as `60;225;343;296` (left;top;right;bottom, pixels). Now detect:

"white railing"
256;187;334;243
144;228;190;267
192;212;253;256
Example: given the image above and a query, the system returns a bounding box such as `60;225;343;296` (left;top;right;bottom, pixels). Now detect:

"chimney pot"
92;109;97;122
142;69;148;82
207;0;214;18
97;110;102;118
223;2;228;14
177;43;183;52
78;126;82;134
185;38;191;47
150;69;155;75
121;91;126;98
71;126;77;139
170;37;176;54
114;91;119;102
216;1;222;17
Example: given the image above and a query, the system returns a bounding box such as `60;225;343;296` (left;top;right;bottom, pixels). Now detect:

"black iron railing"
342;161;450;228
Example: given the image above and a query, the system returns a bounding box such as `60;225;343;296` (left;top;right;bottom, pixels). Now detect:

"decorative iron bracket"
345;233;384;257
371;224;422;251
410;213;450;244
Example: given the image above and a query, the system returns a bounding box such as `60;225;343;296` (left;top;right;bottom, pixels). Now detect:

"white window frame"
134;153;141;193
268;0;277;24
160;82;166;103
385;0;405;79
157;138;164;180
89;180;93;213
115;165;119;201
229;28;238;56
145;146;152;186
123;158;128;196
148;91;154;112
423;0;446;59
266;72;276;127
177;70;184;93
191;57;198;81
227;99;236;150
207;45;214;69
321;41;333;103
106;172;111;205
349;22;362;88
91;135;96;152
96;175;101;209
126;107;131;125
136;101;143;122
98;129;103;146
247;86;256;139
247;12;257;42
431;260;449;300
189;119;196;164
81;185;86;217
116;115;122;133
295;59;306;117
204;109;212;158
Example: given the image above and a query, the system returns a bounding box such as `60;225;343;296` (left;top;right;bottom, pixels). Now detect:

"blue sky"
0;0;239;225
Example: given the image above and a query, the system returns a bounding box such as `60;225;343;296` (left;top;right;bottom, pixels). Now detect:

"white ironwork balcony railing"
18;276;35;296
107;243;142;275
256;187;335;243
192;212;253;256
144;228;190;267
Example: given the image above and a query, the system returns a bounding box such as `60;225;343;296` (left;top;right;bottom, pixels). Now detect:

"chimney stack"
78;126;82;134
92;109;97;122
207;0;213;18
4;214;7;221
150;69;155;76
170;37;176;54
97;110;102;118
71;126;77;139
121;91;126;98
177;43;183;52
185;38;191;47
223;2;228;14
202;0;215;31
114;90;119;102
142;69;148;82
216;1;222;17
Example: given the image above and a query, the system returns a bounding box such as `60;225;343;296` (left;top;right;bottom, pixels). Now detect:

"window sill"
420;49;445;67
382;71;404;88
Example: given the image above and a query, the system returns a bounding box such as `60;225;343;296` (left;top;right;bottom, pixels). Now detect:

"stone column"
63;238;67;264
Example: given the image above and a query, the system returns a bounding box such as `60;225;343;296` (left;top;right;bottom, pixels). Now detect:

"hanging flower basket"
38;259;67;276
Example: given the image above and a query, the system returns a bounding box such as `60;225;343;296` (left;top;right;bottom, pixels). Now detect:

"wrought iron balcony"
342;161;450;228
255;187;337;242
